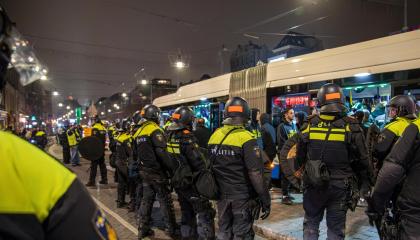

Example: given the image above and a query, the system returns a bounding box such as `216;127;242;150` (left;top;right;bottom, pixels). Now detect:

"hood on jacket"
260;113;272;125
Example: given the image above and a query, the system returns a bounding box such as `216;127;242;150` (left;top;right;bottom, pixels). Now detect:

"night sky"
3;0;420;105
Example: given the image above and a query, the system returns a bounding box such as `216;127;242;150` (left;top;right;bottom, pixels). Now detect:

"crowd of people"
65;82;419;240
2;4;420;240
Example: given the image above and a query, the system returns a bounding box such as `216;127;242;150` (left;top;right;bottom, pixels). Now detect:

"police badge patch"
377;133;386;143
254;146;261;158
92;209;118;240
156;133;164;142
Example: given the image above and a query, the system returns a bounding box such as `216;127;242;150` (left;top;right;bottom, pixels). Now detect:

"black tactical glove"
249;199;261;220
259;195;271;220
248;169;271;220
365;196;381;226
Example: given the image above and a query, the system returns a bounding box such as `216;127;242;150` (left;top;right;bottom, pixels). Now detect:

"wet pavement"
49;143;379;240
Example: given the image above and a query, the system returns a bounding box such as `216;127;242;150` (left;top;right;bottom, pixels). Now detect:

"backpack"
302;124;332;189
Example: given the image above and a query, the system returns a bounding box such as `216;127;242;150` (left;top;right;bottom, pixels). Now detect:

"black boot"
85;182;95;187
138;229;154;239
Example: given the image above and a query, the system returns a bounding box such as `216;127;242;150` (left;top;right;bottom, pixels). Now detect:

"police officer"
372;95;417;175
86;116;108;186
0;5;117;239
209;97;271;239
33;127;48;150
367;97;419;239
66;125;81;166
132;104;179;239
166;106;216;239
296;83;369;240
60;121;71;164
130;110;143;214
114;119;133;208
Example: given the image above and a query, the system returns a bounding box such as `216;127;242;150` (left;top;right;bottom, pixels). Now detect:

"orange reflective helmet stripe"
325;92;341;100
228;106;243;113
172;113;181;119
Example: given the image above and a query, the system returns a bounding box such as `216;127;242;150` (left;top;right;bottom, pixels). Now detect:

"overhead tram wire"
24;34;168;55
235;6;304;33
32;45;217;67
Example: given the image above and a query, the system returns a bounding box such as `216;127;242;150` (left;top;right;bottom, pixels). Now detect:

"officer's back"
209;125;256;198
133;105;176;176
373;95;417;163
92;120;106;144
296;83;368;240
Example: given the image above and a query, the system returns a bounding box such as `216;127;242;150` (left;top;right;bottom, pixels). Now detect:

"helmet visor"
4;26;47;86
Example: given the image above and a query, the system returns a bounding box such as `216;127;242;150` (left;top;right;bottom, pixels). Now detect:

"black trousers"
216;198;255;240
303;180;348;240
176;187;215;239
116;162;128;203
281;173;291;196
88;155;107;183
62;146;70;163
138;176;177;235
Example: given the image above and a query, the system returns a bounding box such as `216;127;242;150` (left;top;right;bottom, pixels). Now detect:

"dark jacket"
260;113;277;162
260;113;276;143
133;121;176;179
372;119;420;223
277;120;297;155
296;114;369;180
193;125;212;149
373;117;414;170
167;129;207;173
208;125;268;201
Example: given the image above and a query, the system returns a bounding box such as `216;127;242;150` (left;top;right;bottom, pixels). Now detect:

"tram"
154;29;420;180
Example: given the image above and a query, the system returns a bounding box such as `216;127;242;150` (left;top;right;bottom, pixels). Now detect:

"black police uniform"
373;116;414;172
33;130;48;150
88;122;108;184
115;131;132;207
0;131;117;239
129;124;143;213
167;128;216;239
209;125;270;239
371;118;420;240
133;120;178;237
297;114;369;239
59;127;71;164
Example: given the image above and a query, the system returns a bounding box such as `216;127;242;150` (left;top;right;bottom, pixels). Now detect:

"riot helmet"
387;95;416;119
120;118;131;131
167;106;195;131
222;96;251;125
140;104;161;123
93;115;102;124
317;83;346;114
131;110;142;125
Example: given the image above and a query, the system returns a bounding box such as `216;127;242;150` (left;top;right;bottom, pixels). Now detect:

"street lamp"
58;103;63;107
175;61;185;69
66;106;70;110
52;91;59;96
141;79;148;85
122;92;127;98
